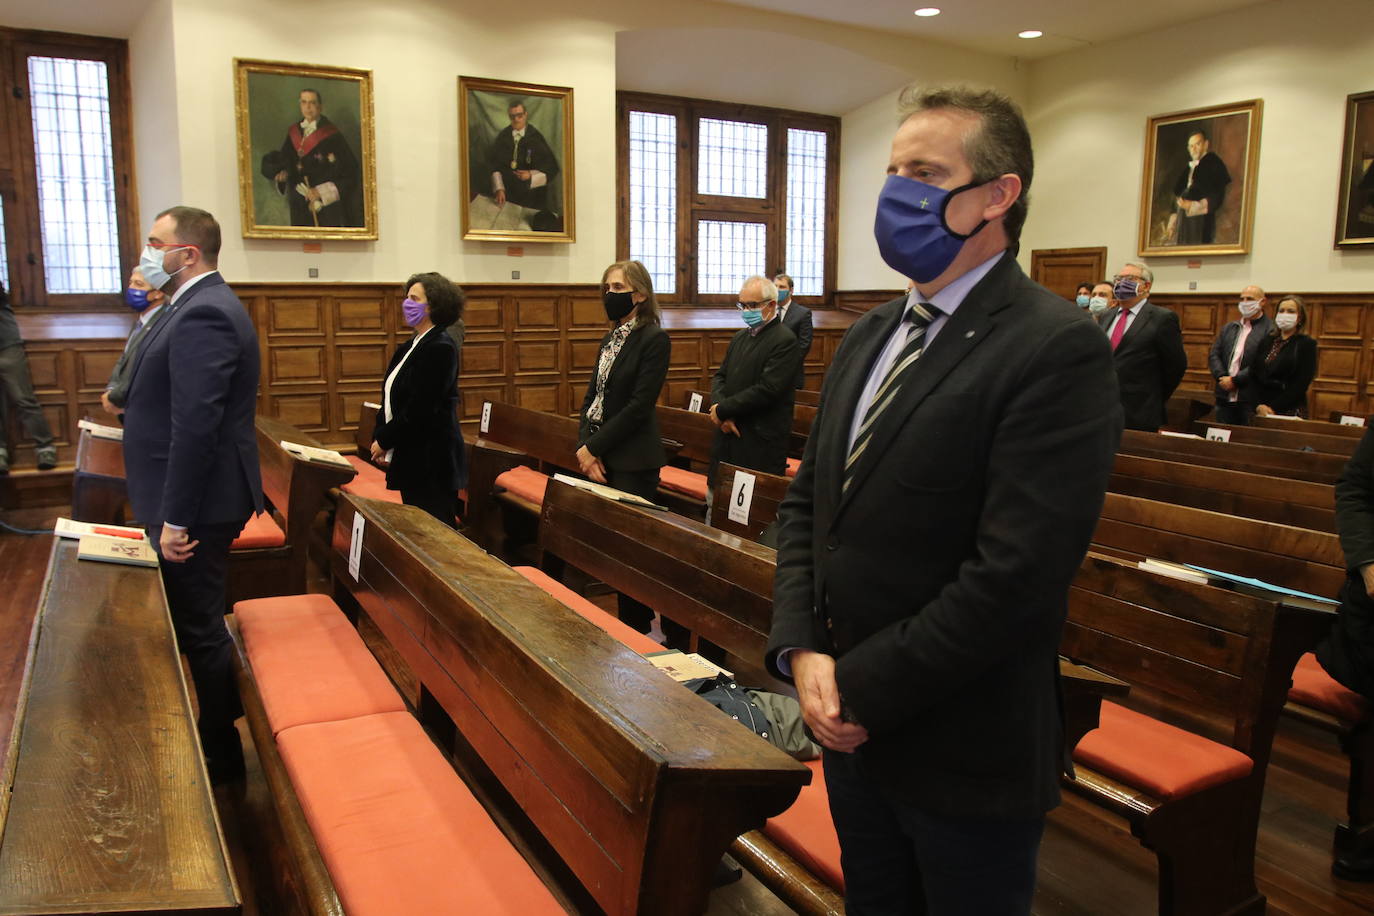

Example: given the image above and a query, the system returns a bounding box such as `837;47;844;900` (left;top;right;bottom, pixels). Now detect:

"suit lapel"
1116;303;1155;352
124;274;226;390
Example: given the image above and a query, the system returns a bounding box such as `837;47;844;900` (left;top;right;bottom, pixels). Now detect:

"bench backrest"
1092;492;1346;599
332;494;807;916
539;479;778;686
1118;429;1347;484
1253;414;1366;439
710;462;793;540
794;389;821;407
478;400;581;468
1066;552;1328;765
1165;390;1215;431
1192;420;1360;457
655;405;718;465
1110;453;1337;532
355;401;380;457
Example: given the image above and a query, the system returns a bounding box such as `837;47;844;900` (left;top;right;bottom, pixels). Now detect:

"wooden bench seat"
329;493;810;915
1193;419;1361;457
710;462;793;540
231;593;563;916
1118;428;1347;484
0;538;239;915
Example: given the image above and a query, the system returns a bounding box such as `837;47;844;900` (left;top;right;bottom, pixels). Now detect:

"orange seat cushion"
513;566;664;656
278;712;563;916
341;456;402;504
1073;701;1253;800
234;594;405;735
1291;652;1370;723
786;458;800;478
765;760;843;891
232;511;286;549
659;464;708;500
494;465;548;506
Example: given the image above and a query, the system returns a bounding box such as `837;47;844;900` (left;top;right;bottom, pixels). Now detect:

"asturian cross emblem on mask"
919;198;930;209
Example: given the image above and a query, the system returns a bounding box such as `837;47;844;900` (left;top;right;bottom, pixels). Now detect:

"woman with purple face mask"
370;272;465;526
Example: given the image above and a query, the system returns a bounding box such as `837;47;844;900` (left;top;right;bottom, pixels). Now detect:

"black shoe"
203;724;246;786
35;446;57;470
1334;855;1374;882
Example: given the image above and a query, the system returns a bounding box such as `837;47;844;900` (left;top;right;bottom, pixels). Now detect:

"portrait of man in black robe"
259;88;364;228
1166;129;1231;245
485;98;561;215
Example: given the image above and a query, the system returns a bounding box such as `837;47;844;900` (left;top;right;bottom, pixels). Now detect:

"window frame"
0;28;138;309
617;91;839;306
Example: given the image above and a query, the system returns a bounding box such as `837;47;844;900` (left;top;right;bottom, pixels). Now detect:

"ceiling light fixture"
914;8;941;16
1018;29;1043;38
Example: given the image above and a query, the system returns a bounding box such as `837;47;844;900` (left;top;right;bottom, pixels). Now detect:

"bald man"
1207;285;1274;425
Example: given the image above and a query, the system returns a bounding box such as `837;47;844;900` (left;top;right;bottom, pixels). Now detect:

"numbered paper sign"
480;401;492;434
688;392;704;413
1205;427;1231;443
1340;415;1366;428
348;512;366;581
727;470;756;525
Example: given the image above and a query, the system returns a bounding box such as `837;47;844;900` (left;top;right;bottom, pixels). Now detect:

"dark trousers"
823;750;1045;915
149;519;246;762
604;465;687;647
0;343;55;449
1214;401;1252;425
401;482;457;528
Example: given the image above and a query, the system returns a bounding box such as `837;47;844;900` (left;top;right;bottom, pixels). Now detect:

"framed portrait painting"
1335;90;1374;247
459;76;574;243
234;59;378;240
1138;99;1262;257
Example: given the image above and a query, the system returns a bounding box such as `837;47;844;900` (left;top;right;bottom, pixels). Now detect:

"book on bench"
55;517;147;540
77;533;159;567
644;650;734;682
551;473;669;510
78;418;123;441
280;439;352;469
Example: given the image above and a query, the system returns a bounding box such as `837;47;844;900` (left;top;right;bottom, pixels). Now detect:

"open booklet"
77;418;123;441
643;650;734;683
54;517;146;540
76;533;158;567
280;440;352;468
550;473;668;510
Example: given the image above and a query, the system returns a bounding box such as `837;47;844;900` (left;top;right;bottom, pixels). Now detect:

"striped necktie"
844;301;937;491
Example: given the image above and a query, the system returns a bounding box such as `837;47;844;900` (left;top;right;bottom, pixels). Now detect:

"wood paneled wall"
1150;292;1374;418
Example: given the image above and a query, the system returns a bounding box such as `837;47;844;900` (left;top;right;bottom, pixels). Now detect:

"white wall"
1022;0;1374;292
128;0;182;227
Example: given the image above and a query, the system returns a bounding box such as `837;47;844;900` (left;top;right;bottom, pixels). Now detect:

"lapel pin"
965;330;975;339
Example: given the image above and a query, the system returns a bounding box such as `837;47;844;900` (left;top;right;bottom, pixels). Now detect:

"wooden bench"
654;404;717;512
1192;419;1360;458
1253;413;1367;439
1118;429;1348;484
710;461;793;541
70;424;130;524
1091;492;1346;600
1163;389;1215;431
535;479;1133;916
328;493;810;915
1062;552;1331;915
1110;452;1337;532
0;538;239;915
226;416;357;606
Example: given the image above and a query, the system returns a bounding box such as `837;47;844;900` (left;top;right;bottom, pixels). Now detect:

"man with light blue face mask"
766;84;1123;915
706;275;800;485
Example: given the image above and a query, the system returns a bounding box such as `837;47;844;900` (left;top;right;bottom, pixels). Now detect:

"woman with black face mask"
576;259;671;634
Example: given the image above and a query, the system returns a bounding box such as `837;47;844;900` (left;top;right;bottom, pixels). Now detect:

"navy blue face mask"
874;174;989;284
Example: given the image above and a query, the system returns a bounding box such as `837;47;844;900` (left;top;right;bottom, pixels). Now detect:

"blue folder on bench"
1183;563;1339;607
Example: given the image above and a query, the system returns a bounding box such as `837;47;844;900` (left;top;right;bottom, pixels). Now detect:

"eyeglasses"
736;300;770;310
147;241;200;252
1110;274;1143;285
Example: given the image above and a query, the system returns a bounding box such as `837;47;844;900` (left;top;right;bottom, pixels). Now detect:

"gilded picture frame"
1137;99;1262;258
459;76;575;243
1335;90;1374;248
234;58;378;240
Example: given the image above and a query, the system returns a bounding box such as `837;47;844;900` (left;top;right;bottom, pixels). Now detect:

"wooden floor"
2;508;1373;914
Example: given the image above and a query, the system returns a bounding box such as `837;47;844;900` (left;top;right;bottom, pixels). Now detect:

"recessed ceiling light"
914;8;941;16
1018;29;1043;38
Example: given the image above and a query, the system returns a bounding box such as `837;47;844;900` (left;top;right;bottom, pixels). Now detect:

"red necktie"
1109;308;1131;351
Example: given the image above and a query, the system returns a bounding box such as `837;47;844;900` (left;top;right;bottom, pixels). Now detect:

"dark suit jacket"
374;328;460;494
1206;314;1274;406
1099;301;1187;431
710;319;800;477
1319;428;1374;698
766;254;1123;819
107;305;169;408
122;273;264;528
781;302;814;389
1251;333;1317;416
577;322;670;472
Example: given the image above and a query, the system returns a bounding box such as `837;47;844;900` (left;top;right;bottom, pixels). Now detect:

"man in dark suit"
708;276;801;482
1099;260;1188;431
487;98;560;214
1206;284;1273;425
101;266;168;417
766;85;1123;913
122;206;264;783
775;273;814;389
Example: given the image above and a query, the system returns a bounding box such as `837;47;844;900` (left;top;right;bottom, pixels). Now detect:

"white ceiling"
717;0;1269;60
0;0;150;37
